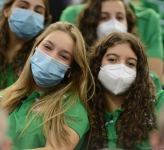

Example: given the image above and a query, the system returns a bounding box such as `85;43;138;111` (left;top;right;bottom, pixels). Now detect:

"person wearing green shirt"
140;0;164;46
0;0;51;90
0;22;94;150
87;32;164;150
60;0;164;83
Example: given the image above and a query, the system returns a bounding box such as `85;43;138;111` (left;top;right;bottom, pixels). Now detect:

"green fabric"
8;92;89;150
60;4;163;59
104;90;164;149
131;4;164;60
150;72;162;93
141;0;164;42
0;64;16;89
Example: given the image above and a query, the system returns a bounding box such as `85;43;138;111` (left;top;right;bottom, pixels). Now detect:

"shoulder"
155;90;164;112
132;4;159;20
60;4;86;24
64;96;89;139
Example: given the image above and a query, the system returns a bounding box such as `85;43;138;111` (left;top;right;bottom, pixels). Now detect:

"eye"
116;14;126;22
127;62;137;68
100;13;110;22
107;55;117;63
43;44;53;51
59;54;70;61
35;7;45;15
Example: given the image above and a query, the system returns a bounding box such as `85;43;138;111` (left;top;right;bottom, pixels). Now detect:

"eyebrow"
106;53;137;61
18;0;45;9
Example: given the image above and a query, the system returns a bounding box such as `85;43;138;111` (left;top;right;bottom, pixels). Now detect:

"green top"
104;89;164;150
60;4;163;59
150;72;162;93
0;64;16;89
8;92;89;150
141;0;164;40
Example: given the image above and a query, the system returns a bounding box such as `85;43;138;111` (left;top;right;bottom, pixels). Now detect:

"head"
78;0;136;46
88;32;156;149
0;0;50;40
1;21;93;146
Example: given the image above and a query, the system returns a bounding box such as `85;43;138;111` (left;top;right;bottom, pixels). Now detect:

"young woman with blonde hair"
0;21;94;150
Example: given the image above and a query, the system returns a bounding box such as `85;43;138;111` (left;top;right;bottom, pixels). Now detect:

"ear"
3;7;10;18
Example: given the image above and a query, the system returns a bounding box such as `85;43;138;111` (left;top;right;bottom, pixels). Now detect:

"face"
4;0;46;17
101;43;137;70
38;30;74;66
99;0;127;27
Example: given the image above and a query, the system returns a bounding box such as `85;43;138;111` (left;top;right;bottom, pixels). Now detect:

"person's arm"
32;125;80;150
148;58;163;83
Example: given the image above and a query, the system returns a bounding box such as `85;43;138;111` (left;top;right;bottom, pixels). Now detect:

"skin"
3;0;46;63
38;30;74;66
99;0;127;27
33;30;80;150
99;0;163;83
101;43;137;112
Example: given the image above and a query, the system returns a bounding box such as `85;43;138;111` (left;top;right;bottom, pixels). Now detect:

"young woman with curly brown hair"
86;32;164;150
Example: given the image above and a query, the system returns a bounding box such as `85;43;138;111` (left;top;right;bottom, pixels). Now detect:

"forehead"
43;30;73;43
101;0;126;14
104;43;137;58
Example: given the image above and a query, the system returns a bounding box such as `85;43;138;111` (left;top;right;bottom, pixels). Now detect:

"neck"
105;91;124;112
6;30;27;63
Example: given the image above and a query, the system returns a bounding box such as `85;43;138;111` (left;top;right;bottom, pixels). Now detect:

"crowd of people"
0;0;163;150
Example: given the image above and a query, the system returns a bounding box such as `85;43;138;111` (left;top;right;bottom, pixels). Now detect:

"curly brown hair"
78;0;136;47
87;32;156;149
0;0;51;89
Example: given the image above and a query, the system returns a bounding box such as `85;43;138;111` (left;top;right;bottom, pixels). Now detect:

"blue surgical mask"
8;8;44;39
30;48;70;88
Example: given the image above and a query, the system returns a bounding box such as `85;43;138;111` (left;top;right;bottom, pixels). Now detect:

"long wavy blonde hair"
0;22;94;146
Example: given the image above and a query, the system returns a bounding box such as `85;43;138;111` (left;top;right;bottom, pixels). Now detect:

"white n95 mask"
98;64;136;95
97;19;127;39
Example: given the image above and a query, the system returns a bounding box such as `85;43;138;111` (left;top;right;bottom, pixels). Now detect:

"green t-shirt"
104;89;164;150
60;4;163;59
150;72;162;93
7;92;89;150
141;0;164;38
0;64;16;89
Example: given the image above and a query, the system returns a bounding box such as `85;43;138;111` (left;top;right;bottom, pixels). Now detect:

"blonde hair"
0;22;94;146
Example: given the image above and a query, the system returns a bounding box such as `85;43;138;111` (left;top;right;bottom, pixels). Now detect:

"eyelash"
43;44;52;50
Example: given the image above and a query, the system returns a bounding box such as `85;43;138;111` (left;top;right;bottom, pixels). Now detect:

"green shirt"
150;72;162;93
60;4;163;59
104;90;164;150
0;64;16;89
141;0;164;40
8;92;89;150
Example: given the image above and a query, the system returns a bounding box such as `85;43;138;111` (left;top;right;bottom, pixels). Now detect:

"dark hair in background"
78;0;136;47
87;32;156;149
0;0;51;89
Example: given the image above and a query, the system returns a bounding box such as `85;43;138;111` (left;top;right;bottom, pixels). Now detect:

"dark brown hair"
87;32;156;149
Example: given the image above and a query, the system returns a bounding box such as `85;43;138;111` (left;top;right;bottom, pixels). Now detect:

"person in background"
86;32;164;150
0;0;51;89
0;21;94;150
60;0;164;84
